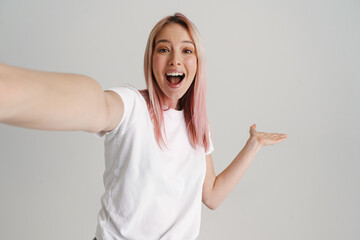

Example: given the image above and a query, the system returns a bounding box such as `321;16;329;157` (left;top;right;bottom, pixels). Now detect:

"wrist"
247;136;263;150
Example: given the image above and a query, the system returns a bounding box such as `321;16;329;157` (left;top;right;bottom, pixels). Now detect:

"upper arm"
202;153;217;209
0;63;124;133
100;90;125;133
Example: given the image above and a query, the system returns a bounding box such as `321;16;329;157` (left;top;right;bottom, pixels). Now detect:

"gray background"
0;0;359;239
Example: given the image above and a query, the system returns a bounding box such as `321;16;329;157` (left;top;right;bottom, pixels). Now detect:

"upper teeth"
166;72;184;76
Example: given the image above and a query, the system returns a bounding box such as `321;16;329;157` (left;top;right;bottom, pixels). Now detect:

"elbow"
0;67;9;121
205;201;219;211
202;197;219;211
207;204;218;211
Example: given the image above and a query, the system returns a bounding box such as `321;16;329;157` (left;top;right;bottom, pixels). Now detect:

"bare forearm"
210;137;261;209
0;63;107;132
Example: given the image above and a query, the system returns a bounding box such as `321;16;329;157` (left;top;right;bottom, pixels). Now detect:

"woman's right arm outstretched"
0;63;124;133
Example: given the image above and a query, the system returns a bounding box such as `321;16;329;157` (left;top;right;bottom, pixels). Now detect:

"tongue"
168;76;181;85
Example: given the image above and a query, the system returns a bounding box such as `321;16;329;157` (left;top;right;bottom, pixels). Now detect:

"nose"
168;51;181;66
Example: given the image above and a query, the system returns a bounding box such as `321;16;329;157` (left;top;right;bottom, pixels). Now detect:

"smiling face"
152;23;197;110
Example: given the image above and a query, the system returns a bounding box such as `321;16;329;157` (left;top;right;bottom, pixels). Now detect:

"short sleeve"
205;131;214;155
93;86;138;138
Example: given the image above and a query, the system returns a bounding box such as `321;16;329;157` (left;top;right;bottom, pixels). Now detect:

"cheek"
185;57;197;75
152;55;166;74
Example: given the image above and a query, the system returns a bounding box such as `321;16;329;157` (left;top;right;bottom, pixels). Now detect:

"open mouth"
166;72;185;86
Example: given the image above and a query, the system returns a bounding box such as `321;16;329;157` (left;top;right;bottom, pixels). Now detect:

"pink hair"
141;13;210;152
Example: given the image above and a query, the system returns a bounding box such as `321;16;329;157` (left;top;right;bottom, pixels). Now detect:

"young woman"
0;13;287;240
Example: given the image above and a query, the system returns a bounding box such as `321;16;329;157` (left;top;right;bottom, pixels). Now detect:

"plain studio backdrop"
0;0;359;239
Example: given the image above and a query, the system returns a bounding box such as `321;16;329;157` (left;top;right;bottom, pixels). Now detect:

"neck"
169;98;181;110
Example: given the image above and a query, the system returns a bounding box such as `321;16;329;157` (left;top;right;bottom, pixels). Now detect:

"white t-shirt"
94;86;214;240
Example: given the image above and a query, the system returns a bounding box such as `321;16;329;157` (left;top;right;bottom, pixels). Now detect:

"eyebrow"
155;39;194;46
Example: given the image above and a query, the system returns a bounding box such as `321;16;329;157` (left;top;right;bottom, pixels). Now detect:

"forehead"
155;23;193;43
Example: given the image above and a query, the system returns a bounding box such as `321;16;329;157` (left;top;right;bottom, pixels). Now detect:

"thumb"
249;123;256;134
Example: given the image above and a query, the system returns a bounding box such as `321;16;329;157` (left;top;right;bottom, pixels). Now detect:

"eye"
158;48;169;53
184;49;193;54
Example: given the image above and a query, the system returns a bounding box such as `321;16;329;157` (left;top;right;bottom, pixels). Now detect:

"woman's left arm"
202;124;287;210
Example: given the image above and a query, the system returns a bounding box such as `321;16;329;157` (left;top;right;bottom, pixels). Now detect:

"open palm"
249;124;287;147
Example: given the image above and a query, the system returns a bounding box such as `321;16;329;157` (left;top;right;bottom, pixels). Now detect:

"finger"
278;134;287;139
275;137;287;143
273;134;286;139
273;134;287;138
268;133;287;139
273;133;284;136
266;135;285;140
269;133;286;136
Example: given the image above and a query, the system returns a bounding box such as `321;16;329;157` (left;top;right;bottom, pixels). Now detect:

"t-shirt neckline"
164;107;184;120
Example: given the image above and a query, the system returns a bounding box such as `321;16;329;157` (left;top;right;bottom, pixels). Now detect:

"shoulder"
96;86;146;137
106;85;147;107
106;85;141;98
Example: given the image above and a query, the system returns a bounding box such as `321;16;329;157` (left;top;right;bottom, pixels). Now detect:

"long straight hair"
142;13;210;152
